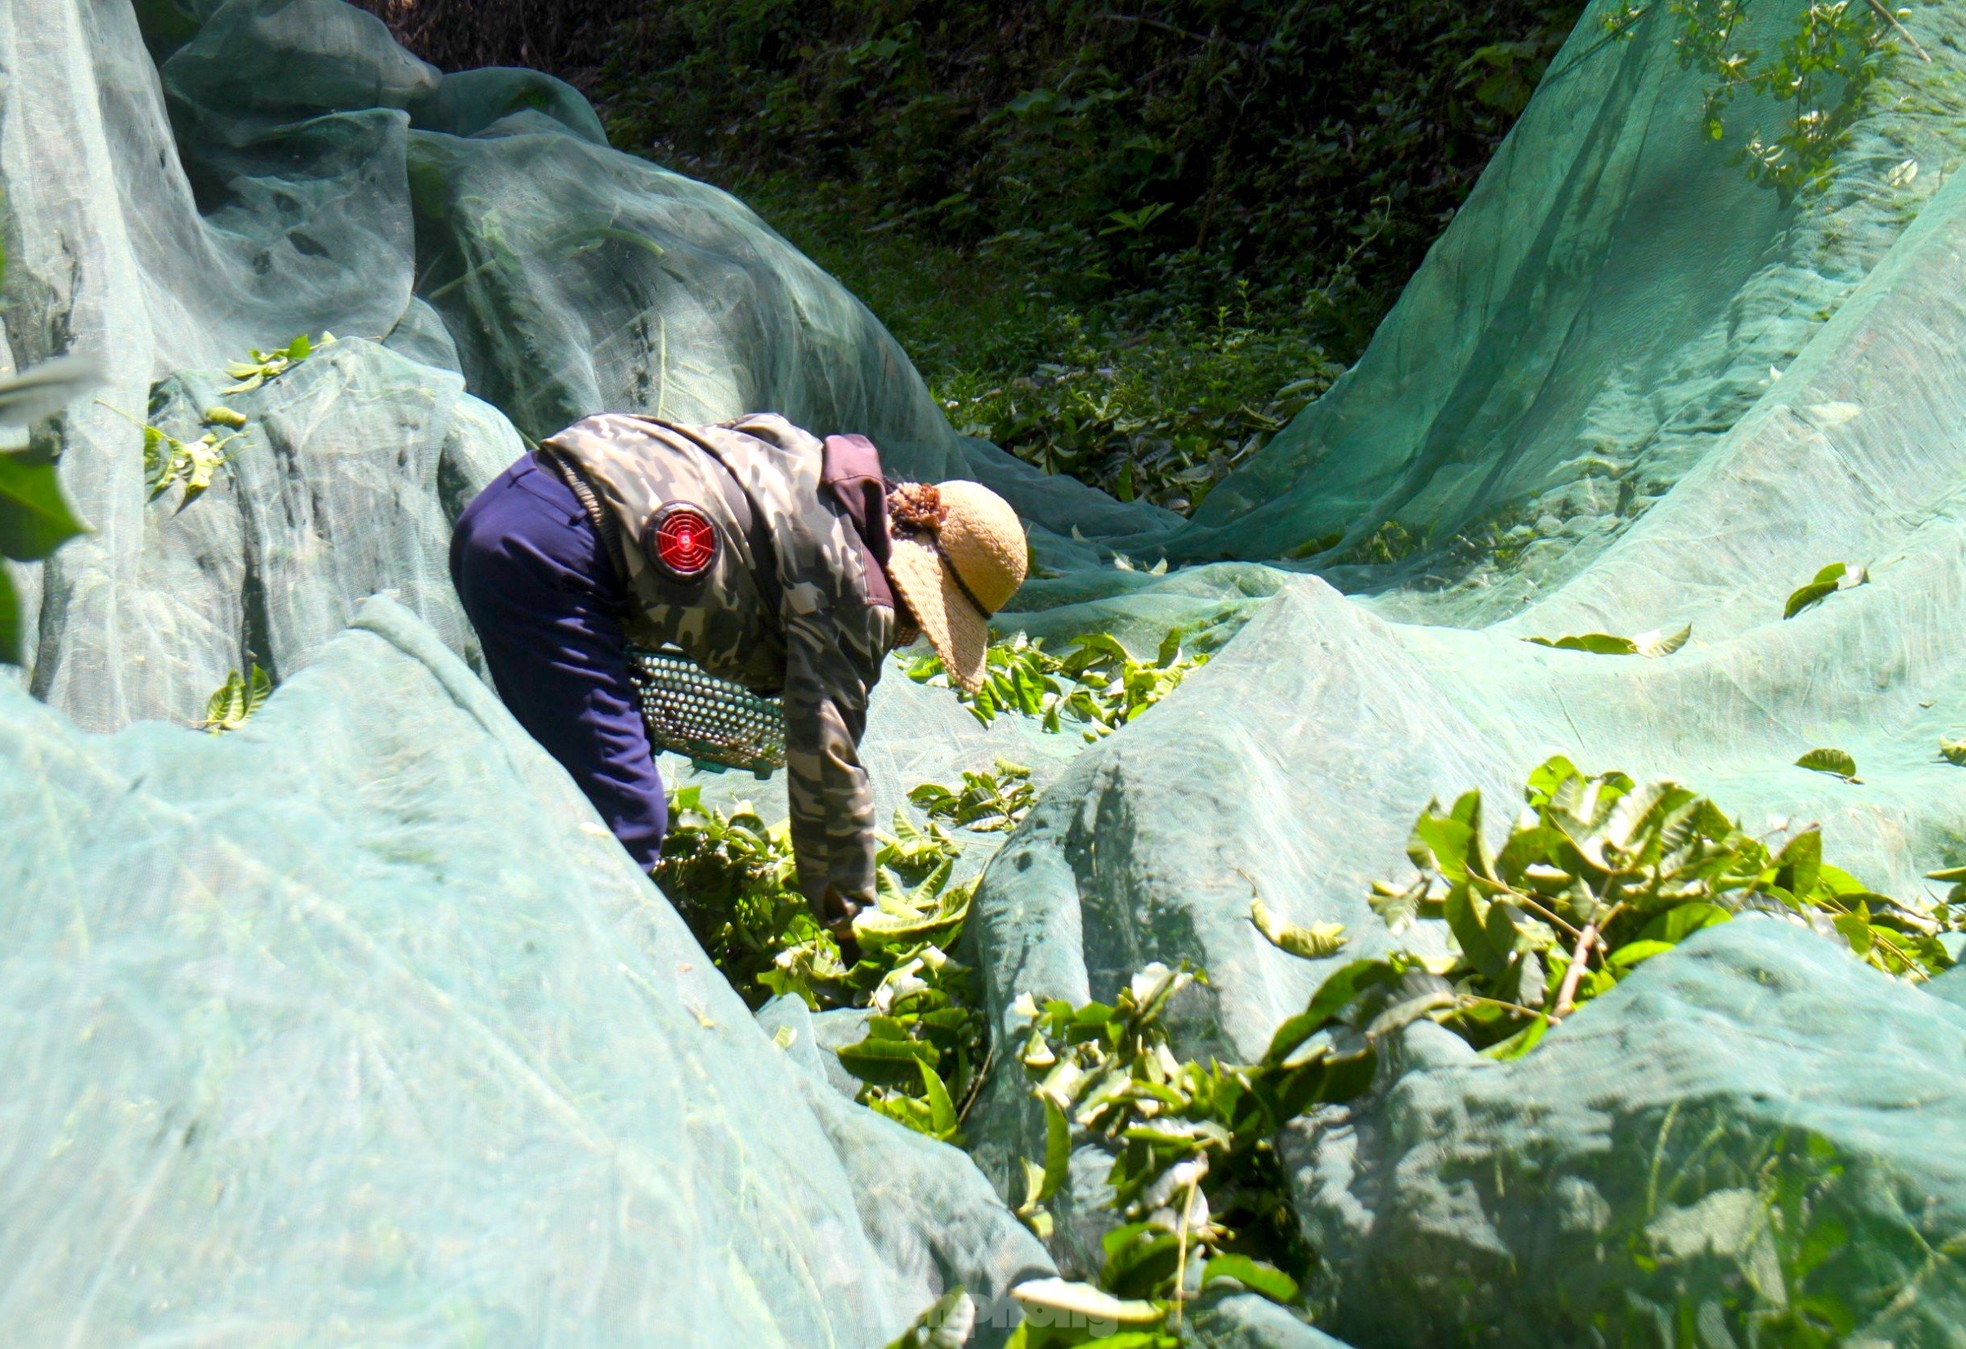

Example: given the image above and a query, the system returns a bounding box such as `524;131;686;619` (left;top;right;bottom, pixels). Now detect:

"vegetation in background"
982;755;1961;1341
586;0;1589;510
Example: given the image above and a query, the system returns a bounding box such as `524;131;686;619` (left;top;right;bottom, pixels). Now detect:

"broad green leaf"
1941;738;1966;767
1155;626;1182;667
1785;563;1864;618
1262;959;1398;1064
1412;810;1475;883
1445;885;1507;978
1099;1223;1182;1300
1480;1013;1550;1061
1639;902;1732;944
0;450;88;562
1795;747;1860;782
1039;1098;1070;1202
201;664;272;734
1783;581;1837;619
836;1033;938;1087
1525;755;1580;806
1200;1254;1300;1304
0;569;18;666
1249;896;1346;960
1833;910;1873;955
1606;939;1676;970
917;1057;957;1139
1523;632;1640;655
1772;828;1823;896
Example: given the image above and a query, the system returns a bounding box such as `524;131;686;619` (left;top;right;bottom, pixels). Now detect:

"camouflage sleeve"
782;590;894;907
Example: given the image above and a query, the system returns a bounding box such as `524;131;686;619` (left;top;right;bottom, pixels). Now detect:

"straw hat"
886;480;1028;694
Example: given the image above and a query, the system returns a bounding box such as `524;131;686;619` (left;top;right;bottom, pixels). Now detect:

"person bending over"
449;411;1027;934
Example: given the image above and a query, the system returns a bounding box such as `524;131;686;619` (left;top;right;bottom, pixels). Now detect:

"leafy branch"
221;332;332;393
1605;0;1908;196
903;629;1207;742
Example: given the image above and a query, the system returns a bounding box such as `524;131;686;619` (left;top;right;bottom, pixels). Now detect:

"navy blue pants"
450;451;667;870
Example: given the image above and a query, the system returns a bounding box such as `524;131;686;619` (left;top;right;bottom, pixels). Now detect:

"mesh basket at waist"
625;646;785;777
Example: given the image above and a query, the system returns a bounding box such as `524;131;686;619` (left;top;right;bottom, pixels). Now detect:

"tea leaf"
1785;562;1866;618
1795;747;1860;783
1200;1254;1299;1305
1249;896;1346;960
199;664;272;734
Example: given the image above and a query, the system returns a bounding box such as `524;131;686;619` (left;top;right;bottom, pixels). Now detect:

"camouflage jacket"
540;412;895;905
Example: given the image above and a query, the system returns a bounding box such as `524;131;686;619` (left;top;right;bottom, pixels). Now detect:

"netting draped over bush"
6;0;1966;1342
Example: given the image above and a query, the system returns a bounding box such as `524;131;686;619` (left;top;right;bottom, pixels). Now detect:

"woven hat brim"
887;535;989;694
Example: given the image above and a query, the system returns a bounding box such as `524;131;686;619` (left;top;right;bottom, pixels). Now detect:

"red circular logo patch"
651;504;717;577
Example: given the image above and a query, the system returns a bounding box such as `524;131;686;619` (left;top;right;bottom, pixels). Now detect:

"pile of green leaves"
1370;754;1956;1057
653;787;846;1006
221;333;331;394
902;630;1207;743
990;755;1955;1339
908;759;1036;834
653;787;1017;1143
1005;961;1333;1339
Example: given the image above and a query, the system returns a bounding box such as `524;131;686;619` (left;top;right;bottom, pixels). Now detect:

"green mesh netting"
6;0;1966;1343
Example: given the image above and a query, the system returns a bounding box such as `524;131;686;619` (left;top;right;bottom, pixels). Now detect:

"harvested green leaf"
1250;896;1347;959
199;664;271;733
1940;738;1966;767
1795;747;1860;783
1524;632;1639;654
1522;623;1689;657
221;332;332;394
908;759;1036;833
1784;561;1867;619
